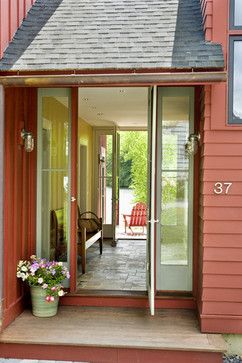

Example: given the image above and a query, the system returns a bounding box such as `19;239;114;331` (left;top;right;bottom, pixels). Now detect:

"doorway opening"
76;87;149;292
115;131;147;241
36;86;195;303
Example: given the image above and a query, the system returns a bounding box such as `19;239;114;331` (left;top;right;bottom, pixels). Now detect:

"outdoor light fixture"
21;129;34;152
185;133;200;156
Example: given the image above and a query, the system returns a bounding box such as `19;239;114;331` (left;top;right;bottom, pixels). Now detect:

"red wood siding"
200;0;228;57
0;0;36;58
198;0;242;333
199;84;242;333
197;87;206;318
200;0;213;41
3;88;37;328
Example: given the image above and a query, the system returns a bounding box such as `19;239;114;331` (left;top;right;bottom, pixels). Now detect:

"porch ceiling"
0;0;224;72
78;87;148;128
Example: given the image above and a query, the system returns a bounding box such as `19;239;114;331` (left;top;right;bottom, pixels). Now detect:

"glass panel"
233;41;242;120
99;134;113;225
39;92;70;263
234;0;242;26
161;171;188;265
160;95;190;266
162;122;189;171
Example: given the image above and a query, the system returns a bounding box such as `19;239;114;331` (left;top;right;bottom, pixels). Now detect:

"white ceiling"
78;87;148;128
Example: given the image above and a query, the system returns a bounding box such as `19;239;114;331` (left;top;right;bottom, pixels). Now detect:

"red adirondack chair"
123;202;147;235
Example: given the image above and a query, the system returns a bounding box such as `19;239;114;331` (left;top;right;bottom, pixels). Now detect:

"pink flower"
45;296;51;302
51;286;56;291
50;296;55;302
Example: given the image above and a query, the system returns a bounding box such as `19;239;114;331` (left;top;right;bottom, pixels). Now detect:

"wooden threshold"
0;306;226;351
0;307;226;363
62;290;196;309
72;289;147;297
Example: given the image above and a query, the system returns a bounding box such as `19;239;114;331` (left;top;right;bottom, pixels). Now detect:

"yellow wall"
78;117;94;212
42;96;69;211
42;96;94;214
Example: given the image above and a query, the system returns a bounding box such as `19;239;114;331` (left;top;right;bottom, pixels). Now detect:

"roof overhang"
0;71;227;87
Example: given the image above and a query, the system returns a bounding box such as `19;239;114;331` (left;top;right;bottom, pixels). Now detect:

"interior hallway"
77;239;146;291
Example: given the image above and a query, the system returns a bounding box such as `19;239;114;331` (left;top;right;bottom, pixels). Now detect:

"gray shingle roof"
0;0;224;71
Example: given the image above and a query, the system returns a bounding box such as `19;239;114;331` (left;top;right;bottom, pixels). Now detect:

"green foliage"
105;135;113;187
104;131;182;206
120;131;147;202
119;157;132;188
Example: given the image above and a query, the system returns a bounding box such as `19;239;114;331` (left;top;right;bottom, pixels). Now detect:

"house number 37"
213;182;233;195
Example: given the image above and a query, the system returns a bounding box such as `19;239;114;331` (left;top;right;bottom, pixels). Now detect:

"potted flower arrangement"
17;255;70;317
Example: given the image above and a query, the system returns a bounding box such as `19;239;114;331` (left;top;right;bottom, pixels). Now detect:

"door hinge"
148;219;159;224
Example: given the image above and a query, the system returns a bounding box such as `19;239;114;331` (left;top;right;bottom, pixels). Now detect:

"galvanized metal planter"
30;286;59;317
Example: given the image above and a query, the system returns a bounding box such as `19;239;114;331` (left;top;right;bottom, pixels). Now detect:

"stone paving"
77;239;146;291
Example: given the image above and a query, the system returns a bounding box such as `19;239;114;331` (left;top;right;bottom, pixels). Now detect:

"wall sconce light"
185;133;200;157
21;129;34;152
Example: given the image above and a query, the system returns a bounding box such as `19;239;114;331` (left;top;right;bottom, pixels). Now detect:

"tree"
121;131;147;202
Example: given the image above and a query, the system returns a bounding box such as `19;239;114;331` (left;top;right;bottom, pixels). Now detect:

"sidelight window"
230;0;242;28
228;37;242;124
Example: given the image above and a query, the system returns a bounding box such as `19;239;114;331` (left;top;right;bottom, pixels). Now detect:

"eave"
0;70;227;87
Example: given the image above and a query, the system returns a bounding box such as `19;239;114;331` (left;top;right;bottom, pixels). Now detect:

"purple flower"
30;262;39;273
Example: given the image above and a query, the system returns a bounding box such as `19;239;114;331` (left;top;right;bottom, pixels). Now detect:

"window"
230;0;242;29
229;37;242;124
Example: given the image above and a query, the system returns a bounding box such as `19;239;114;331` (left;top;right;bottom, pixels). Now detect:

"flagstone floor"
76;239;146;291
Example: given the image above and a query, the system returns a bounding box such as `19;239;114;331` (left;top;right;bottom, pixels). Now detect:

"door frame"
146;86;157;315
35;85;199;303
36;88;77;292
93;126;116;240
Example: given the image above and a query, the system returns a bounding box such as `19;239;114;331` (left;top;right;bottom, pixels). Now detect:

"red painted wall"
199;0;242;333
3;88;37;328
0;0;36;58
200;0;213;41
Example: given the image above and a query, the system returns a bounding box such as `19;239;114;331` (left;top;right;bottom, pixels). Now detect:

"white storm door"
157;87;194;291
146;86;157;315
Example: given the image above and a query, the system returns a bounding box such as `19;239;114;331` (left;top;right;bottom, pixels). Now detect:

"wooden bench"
77;211;103;274
50;208;103;273
50;208;67;261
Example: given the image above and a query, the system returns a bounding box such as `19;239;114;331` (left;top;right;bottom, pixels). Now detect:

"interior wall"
78;117;94;213
3;87;37;329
